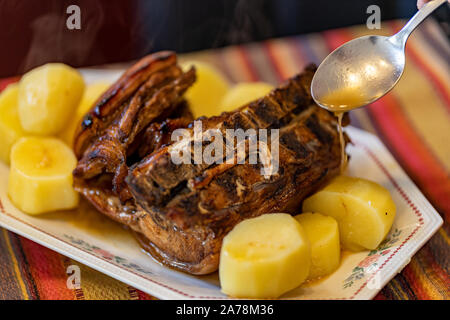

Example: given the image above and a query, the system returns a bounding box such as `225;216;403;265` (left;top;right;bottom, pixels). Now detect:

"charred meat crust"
73;52;196;202
74;51;178;159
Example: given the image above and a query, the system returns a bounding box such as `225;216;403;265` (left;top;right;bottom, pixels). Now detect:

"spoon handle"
391;0;447;47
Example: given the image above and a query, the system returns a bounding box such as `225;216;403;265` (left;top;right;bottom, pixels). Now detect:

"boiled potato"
0;84;26;164
181;61;229;118
219;82;274;112
8;137;79;214
18;63;85;135
302;176;396;251
295;213;340;279
60;81;110;145
219;213;310;298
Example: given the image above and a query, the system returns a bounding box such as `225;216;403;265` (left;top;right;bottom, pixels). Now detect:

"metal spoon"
311;0;447;112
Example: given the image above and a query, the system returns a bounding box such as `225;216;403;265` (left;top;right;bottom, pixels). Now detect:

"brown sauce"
302;250;354;287
132;231;173;267
320;87;371;112
302;273;332;287
41;199;132;242
335;112;347;173
334;112;348;174
320;88;371;173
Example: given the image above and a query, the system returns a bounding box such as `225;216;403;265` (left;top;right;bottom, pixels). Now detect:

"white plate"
0;70;442;300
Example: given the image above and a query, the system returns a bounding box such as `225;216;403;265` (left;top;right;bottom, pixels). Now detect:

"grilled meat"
73;51;195;202
73;52;349;275
73;51;195;228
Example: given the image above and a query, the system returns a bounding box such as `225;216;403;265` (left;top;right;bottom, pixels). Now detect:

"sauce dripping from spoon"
319;87;372;173
335;112;347;173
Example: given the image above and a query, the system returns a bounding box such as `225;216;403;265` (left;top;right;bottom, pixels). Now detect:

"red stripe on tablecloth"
19;237;75;300
389;21;450;112
136;289;155;300
262;41;284;83
236;46;260;81
322;29;450;220
374;291;387;300
322;29;352;51
403;264;433;300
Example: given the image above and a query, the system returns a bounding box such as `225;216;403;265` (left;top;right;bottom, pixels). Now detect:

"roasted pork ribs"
73;51;348;274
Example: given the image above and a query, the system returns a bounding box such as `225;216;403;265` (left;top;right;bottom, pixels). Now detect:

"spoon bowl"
311;35;405;112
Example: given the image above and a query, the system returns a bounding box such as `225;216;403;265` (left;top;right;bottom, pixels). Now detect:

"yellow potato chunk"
181;61;229;118
219;213;310;298
219;82;274;112
60;82;110;145
0;84;26;164
18;63;85;135
302;176;396;251
8;137;79;214
295;213;340;279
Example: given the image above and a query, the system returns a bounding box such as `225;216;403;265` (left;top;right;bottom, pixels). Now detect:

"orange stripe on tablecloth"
19;237;75;300
322;29;450;219
422;246;450;297
411;252;447;299
262;39;307;82
389;21;450;112
220;46;259;82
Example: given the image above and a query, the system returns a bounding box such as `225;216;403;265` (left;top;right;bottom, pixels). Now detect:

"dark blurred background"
0;0;448;77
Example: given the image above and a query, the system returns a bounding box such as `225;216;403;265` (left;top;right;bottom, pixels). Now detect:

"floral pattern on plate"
343;228;402;289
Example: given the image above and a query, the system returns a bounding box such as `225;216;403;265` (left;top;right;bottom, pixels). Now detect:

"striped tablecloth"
0;19;448;300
